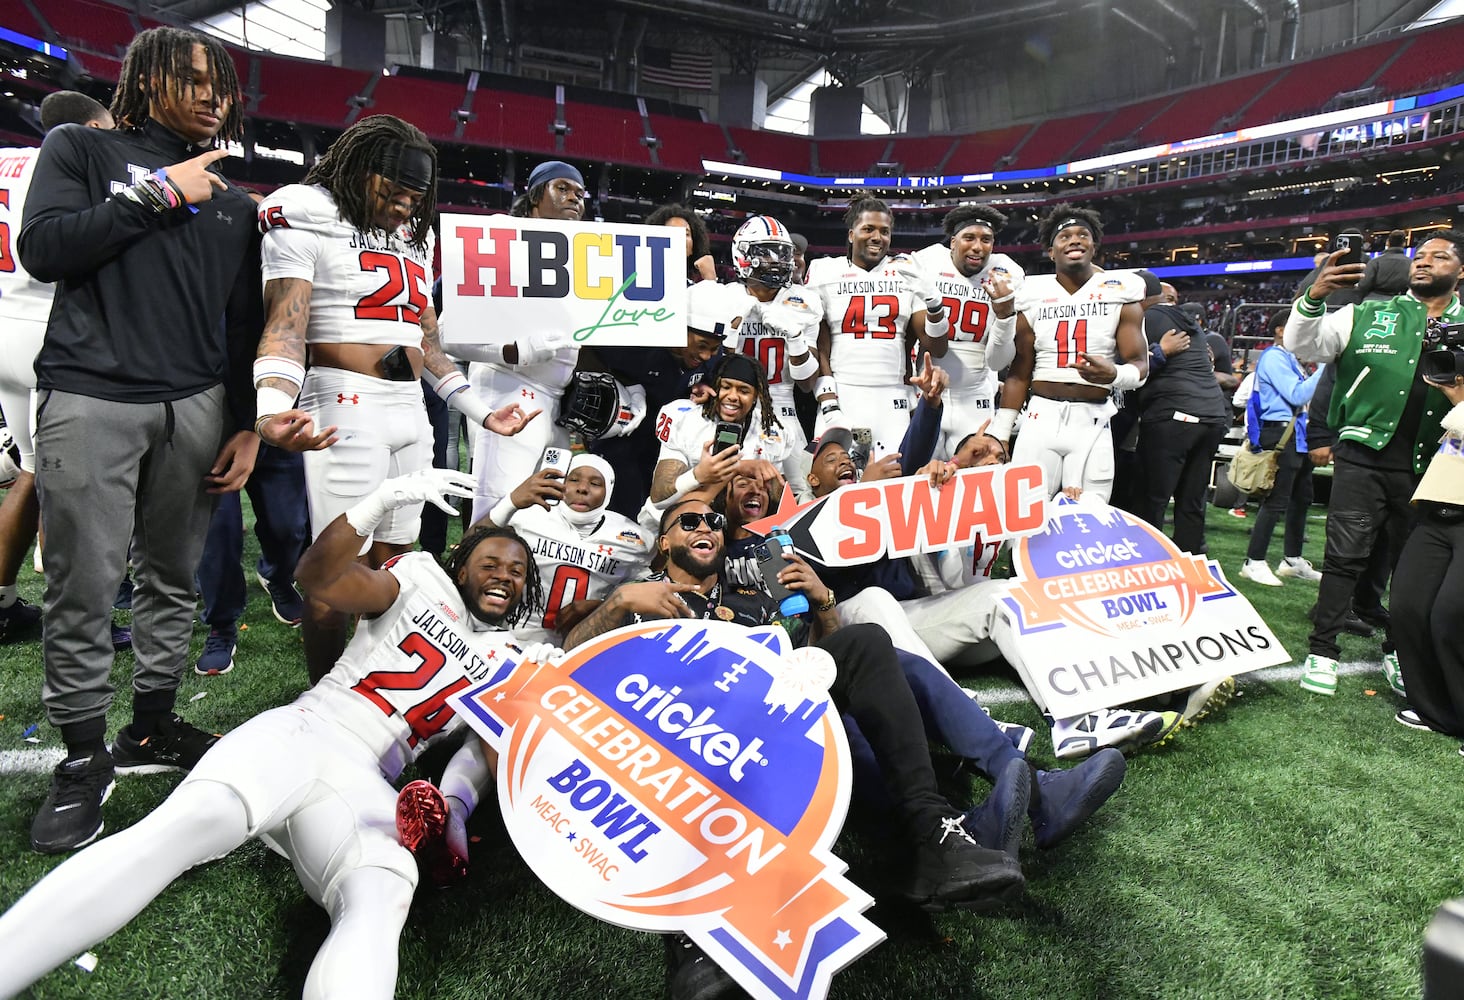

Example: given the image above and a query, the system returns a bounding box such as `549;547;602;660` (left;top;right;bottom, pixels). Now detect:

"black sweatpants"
1137;417;1229;555
1391;511;1464;738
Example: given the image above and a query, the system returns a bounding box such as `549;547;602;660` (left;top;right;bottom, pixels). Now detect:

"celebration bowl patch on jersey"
448;621;882;1000
996;498;1287;717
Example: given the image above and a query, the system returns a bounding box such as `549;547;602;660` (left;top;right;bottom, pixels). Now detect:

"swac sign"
449;620;883;1000
993;497;1288;717
439;214;686;348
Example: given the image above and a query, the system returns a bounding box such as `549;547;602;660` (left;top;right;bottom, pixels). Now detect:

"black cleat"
663;933;748;1000
111;713;220;774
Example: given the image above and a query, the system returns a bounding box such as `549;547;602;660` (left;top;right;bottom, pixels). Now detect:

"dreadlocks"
110;27;243;142
304;115;437;251
843;193;891;230
509;186;541;218
699;363;781;436
942;205;1008;241
444;524;543;629
1037;203;1104;249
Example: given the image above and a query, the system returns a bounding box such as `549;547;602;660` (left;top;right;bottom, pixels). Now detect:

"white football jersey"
736;284;821;401
0;147;53;324
806;255;920;388
305;552;521;781
912;243;1025;380
1018;270;1146;385
259;183;436;349
511;505;653;640
654;398;796;471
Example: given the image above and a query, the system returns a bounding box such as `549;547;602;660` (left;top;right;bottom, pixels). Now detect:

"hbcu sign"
993;497;1288;718
743;465;1049;567
448;620;883;1000
439;215;687;348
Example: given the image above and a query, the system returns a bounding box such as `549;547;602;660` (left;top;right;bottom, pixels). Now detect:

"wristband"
923;310;950;340
814;375;838;399
818;399;842;417
1110;362;1145;391
253;355;305;391
451;390;493;429
428;368;469;399
788;352;820;380
989;291;1016;305
989;407;1019;443
923;299;945;319
487;495;518;527
255;386;297;424
676;468;702;493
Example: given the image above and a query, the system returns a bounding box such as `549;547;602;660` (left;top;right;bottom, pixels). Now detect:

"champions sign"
995;498;1289;718
439;215;686;348
448;620;883;1000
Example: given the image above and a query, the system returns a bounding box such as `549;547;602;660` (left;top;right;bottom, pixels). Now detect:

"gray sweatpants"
34;386;224;728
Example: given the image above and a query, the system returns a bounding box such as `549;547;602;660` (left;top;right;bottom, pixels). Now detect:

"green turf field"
0;502;1458;1000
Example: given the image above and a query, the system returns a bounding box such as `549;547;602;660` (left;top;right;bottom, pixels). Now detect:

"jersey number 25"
356;251;428;325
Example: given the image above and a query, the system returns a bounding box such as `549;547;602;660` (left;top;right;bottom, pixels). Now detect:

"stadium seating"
1237;42;1403;127
1372;19;1464;96
647;114;728;172
947;125;1036;174
1135;71;1284;144
365;74;468;142
1068;96;1177;160
561;100;652;167
887;135;958;174
0;0;50;43
726;126;812;174
461;91;558;155
1011;111;1107;168
38;0;136;56
817;137;892;175
255;54;368;128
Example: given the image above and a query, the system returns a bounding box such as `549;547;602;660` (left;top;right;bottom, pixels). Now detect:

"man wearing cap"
253;115;536;681
590;279;732;517
456;160;590;521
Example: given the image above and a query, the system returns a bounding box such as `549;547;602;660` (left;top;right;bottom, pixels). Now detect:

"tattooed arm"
421;305;542;435
254;277;338;451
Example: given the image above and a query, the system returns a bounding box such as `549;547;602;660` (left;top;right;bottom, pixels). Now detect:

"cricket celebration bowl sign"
449;620;883;1000
996;497;1290;718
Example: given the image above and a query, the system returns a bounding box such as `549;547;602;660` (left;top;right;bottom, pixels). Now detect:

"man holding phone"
1285;231;1464;697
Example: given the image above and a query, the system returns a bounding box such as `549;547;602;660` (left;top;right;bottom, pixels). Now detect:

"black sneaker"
903;816;1025;912
111;713;221;774
256;571;304;627
663;933;748;1000
30;751;116;854
0;596;41;641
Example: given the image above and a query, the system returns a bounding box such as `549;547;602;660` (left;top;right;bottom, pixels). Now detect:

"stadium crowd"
0;24;1463;1000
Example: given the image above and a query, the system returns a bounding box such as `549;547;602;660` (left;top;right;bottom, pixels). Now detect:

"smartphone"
538;446;569;505
1334;232;1365;267
850;427;872;472
713;421;743;454
379;345;414;381
756;530;810;616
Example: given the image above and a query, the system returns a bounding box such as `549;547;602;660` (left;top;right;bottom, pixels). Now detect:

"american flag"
640;47;714;90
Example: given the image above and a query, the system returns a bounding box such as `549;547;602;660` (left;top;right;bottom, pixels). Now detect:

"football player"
0;469;545;1000
480;453;653;644
0;91;113;640
252;115;536;680
987;204;1148;502
460;159;589;522
911;206;1026;455
728;215;821;494
805;195;950;459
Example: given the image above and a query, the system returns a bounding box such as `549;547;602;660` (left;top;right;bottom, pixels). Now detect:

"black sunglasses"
675;511;726;532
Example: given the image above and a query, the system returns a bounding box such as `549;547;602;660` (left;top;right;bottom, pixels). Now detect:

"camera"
1422;320;1464;384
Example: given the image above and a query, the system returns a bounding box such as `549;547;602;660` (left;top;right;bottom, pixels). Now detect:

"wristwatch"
816;588;836;613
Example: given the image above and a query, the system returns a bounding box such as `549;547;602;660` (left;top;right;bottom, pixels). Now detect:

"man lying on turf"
0;469;544;1000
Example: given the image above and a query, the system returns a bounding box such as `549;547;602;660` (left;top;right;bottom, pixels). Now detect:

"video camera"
1422;320;1464;384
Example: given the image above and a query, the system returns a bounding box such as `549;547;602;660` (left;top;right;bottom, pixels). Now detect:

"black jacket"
1357;247;1411;300
19;120;257;417
1139;303;1230;424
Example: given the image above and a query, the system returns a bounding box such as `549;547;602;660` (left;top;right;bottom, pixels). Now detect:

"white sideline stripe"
0;661;1387;775
966;658;1383;708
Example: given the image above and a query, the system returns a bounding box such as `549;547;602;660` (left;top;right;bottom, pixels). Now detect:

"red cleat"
395;780;468;886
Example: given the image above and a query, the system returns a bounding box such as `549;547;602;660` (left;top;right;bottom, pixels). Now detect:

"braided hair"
699;360;781;435
444;524;543;629
509;184;542;218
1037;203;1104;249
110;27;243;142
646;202;711;261
843;193;891;231
304;115;437;250
942;204;1008;241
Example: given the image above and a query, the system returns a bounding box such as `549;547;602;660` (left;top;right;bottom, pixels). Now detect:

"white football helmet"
732;215;796;289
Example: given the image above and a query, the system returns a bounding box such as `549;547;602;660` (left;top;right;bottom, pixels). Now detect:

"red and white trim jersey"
736;284;821;403
654;398;796;471
805;255;921;388
0;147;52;324
511;505;653;639
301;552;520;781
259;183;436;349
1017;269;1146;385
912;243;1026;380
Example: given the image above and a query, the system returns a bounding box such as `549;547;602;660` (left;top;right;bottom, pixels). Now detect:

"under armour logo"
521;388;536;399
38;457;62;470
597;544;613;555
337;393;360;405
216;210;233;224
